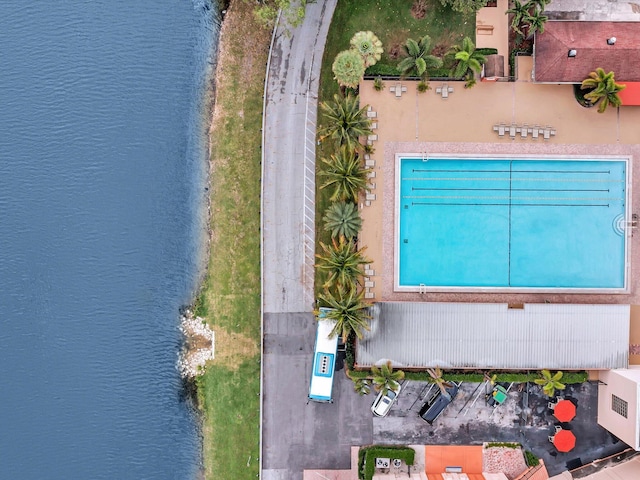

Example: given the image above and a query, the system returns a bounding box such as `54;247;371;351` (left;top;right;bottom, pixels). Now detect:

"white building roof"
356;302;630;370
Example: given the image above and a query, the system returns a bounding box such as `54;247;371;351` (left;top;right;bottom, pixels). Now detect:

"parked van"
418;384;459;425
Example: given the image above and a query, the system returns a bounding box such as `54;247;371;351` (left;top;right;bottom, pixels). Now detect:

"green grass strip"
195;1;271;478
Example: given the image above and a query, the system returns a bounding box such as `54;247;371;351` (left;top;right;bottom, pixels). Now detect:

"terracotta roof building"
534;21;640;83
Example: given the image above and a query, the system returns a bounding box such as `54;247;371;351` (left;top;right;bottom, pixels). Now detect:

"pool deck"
358;63;640;304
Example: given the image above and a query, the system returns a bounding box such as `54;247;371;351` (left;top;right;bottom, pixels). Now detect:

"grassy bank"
195;0;271;478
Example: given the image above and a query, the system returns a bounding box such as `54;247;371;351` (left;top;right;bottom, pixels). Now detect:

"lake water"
0;1;219;478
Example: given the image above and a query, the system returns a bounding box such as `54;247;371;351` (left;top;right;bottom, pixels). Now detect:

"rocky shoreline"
178;309;215;378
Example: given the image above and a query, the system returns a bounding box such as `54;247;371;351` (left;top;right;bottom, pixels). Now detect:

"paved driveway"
262;312;372;480
262;2;369;479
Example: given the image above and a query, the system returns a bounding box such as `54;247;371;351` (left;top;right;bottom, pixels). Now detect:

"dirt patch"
385;30;410;61
211;325;259;370
411;0;429;19
432;28;461;57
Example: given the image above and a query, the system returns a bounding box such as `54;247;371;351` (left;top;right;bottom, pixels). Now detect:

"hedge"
476;47;498;55
348;369;589;385
358;446;415;480
365;63;452;80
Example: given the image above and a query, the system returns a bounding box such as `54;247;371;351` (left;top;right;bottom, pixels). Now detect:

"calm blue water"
0;1;219;478
399;158;627;289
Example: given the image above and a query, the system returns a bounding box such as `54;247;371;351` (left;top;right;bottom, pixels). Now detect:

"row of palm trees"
397;35;487;89
314;93;376;342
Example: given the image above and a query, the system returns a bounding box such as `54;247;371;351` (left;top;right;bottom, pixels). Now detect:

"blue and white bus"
308;308;339;403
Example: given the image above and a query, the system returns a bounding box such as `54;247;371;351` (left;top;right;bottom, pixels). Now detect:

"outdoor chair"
555;425;563;433
548;402;557;410
548;435;555;443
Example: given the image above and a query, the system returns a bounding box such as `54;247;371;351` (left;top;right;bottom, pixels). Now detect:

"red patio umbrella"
553;429;576;452
554;400;577;422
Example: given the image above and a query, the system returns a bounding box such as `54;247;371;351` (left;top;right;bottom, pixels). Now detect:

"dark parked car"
419;384;459;425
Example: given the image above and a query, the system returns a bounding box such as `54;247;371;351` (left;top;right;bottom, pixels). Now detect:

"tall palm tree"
332;50;366;89
350;31;384;67
534;370;566;398
323;201;362;239
427;367;454;400
316;237;370;290
446;37;486;88
317;286;371;340
523;7;548;37
505;0;533;34
319;145;368;202
318;94;373;152
581;68;626;113
397;35;443;79
371;361;405;396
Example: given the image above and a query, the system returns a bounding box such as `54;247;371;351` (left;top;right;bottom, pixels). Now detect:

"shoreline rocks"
178;309;215;378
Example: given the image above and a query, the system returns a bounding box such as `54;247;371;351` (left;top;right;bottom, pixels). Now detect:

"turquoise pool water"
398;157;628;289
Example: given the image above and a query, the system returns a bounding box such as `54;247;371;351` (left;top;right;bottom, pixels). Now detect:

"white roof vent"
607;37;617;45
568;49;577;57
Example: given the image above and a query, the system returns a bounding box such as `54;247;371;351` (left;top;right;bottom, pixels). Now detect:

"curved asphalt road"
262;2;374;479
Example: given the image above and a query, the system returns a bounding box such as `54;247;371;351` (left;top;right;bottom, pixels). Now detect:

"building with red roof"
533;21;640;84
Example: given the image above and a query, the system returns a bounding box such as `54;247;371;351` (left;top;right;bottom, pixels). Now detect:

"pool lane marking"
405;195;621;201
508;161;512;286
412;169;612;174
409;202;611;207
412;187;611;192
404;177;623;183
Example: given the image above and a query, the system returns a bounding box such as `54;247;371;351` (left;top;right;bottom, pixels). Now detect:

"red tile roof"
534;22;640;83
618;82;640;106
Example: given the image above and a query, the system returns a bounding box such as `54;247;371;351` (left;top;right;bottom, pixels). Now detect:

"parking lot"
262;313;628;478
374;380;628;476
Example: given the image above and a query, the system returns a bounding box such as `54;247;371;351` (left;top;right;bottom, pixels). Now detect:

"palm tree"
505;0;532;34
351;376;372;396
316;237;370;290
371;360;405;396
534;370;566;398
427;367;454;400
528;0;551;9
319;145;368;202
581;68;626;113
332;50;366;89
323;201;362;239
397;35;443;80
318;94;373;152
523;7;548;37
316;286;371;340
446;37;486;88
350;31;384;67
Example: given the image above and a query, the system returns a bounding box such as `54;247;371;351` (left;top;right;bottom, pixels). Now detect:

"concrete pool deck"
358;63;640;304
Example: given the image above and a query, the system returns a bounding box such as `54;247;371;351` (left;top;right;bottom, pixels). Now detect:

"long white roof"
356;302;630;370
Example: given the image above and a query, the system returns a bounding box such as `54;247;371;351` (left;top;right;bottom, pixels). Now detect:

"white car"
371;384;401;417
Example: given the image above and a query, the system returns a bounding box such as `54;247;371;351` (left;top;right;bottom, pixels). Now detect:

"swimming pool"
396;155;630;291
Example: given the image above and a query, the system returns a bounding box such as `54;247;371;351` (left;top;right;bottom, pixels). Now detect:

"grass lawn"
195;0;271;478
315;0;475;293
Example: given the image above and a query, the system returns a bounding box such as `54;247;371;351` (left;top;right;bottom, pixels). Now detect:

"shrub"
333;50;366;89
417;81;429;92
525;450;540;467
486;442;520;449
476;47;498;56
